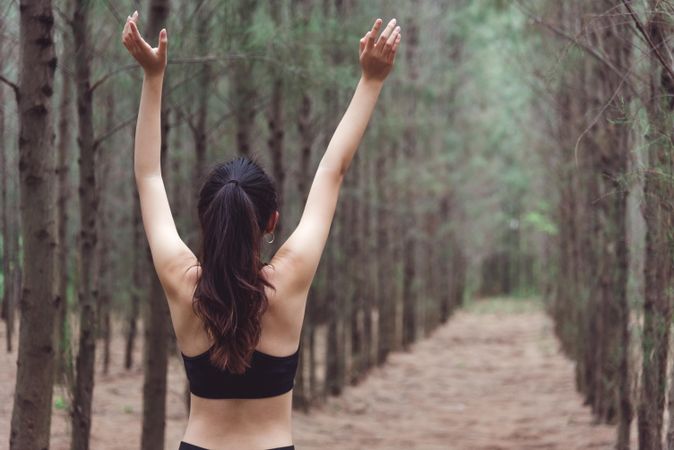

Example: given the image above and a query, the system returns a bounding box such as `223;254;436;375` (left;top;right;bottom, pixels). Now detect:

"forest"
2;0;674;449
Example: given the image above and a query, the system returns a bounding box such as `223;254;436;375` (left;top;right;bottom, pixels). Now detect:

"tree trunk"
142;273;170;450
0;63;7;348
0;21;18;354
596;6;632;441
70;1;100;447
54;0;74;384
324;239;344;396
438;196;452;323
360;152;373;372
401;10;419;349
192;2;211;187
232;0;258;156
349;153;364;384
10;1;58;448
639;5;674;450
98;92;116;375
125;157;143;370
266;1;285;243
376;145;394;364
266;78;285;244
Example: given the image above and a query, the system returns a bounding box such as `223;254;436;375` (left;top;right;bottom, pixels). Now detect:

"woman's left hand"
359;18;402;82
122;11;168;77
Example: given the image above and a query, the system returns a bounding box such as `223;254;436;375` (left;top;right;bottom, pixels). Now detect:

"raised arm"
274;18;402;290
122;12;196;294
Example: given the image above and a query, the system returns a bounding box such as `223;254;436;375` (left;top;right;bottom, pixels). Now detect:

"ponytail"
193;158;277;374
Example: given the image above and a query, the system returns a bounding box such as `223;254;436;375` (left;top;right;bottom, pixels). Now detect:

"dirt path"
293;299;618;449
0;299;619;449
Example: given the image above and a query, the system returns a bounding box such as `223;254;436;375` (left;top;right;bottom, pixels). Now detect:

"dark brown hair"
194;156;278;374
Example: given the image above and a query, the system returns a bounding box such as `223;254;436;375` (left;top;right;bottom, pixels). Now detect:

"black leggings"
179;442;294;450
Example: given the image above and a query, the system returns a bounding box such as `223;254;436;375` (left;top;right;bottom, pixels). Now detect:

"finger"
158;28;168;56
391;33;402;53
366;19;381;51
386;26;400;46
126;36;140;56
360;34;367;54
129;20;145;44
131;10;138;23
129;20;153;54
128;26;145;54
122;24;134;49
123;16;131;35
370;17;382;35
364;31;375;51
383;26;400;58
129;20;140;40
376;18;396;47
388;34;401;63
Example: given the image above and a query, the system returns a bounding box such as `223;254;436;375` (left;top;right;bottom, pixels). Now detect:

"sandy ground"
0;299;624;449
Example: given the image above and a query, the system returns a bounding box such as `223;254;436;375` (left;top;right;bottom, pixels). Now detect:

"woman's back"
172;265;302;449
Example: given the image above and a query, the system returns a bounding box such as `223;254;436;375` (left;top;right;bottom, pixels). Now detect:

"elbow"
338;160;349;178
134;162;161;181
317;163;346;185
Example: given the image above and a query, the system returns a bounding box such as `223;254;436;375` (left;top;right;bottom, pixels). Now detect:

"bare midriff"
181;391;294;449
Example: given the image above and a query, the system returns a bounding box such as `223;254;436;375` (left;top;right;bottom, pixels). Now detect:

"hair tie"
225;179;239;186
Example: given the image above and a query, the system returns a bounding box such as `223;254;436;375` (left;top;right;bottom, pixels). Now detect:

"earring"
265;232;275;244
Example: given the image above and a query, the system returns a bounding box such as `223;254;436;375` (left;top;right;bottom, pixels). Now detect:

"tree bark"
375;143;394;364
0;62;7;349
266;0;285;243
54;0;74;384
401;8;419;349
10;1;58;448
349;152;364;383
360;152;374;373
596;6;632;441
638;4;674;450
125;151;143;370
191;3;211;186
438;196;452;322
70;1;101;447
0;19;18;354
232;0;258;156
98;92;116;376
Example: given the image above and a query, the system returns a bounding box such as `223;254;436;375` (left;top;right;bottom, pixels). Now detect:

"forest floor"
0;298;623;449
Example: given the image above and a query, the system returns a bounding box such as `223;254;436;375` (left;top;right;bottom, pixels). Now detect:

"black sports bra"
181;345;300;399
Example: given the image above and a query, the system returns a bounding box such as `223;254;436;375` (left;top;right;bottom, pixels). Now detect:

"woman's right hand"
359;18;402;82
122;11;168;77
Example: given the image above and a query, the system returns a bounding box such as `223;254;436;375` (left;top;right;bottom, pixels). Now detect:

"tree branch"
621;0;674;82
94;114;137;148
0;73;19;100
534;17;625;79
89;56;223;94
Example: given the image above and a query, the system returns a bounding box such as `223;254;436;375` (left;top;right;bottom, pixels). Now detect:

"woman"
122;10;401;450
